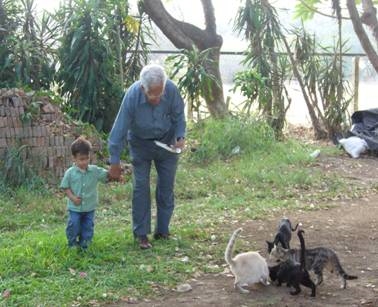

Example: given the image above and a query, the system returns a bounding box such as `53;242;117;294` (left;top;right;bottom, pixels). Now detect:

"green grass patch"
0;118;369;306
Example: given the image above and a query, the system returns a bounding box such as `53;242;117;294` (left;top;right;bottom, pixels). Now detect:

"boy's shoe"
138;236;152;249
153;233;170;240
68;242;79;249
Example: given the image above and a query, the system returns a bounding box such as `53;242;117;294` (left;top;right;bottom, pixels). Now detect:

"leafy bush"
188;116;275;163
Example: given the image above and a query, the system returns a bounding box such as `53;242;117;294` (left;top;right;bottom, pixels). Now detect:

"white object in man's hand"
154;141;182;154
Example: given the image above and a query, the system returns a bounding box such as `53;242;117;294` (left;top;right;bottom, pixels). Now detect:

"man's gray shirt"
108;79;186;164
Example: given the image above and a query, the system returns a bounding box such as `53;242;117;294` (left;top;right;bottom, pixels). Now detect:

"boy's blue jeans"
66;210;95;248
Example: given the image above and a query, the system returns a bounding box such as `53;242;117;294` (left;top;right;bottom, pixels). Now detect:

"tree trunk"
361;0;378;47
347;0;378;73
142;0;228;118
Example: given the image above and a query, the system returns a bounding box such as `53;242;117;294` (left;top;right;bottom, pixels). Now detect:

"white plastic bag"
338;136;369;158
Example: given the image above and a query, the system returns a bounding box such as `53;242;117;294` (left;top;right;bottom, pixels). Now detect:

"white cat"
225;228;270;293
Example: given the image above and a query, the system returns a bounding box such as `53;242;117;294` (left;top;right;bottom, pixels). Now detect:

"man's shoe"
138;236;152;249
153;233;170;240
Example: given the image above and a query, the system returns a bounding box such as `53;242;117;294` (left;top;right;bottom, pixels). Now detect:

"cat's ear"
275;242;286;251
266;241;274;253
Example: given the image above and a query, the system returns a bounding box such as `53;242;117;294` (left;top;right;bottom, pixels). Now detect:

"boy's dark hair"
71;136;92;156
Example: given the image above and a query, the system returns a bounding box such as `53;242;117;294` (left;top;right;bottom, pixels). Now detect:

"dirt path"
112;155;378;307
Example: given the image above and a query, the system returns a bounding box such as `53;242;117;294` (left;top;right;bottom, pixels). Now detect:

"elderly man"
108;64;186;249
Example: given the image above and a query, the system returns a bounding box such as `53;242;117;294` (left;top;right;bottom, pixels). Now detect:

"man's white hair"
140;64;167;92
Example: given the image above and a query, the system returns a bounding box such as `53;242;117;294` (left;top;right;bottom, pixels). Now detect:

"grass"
0;119;370;306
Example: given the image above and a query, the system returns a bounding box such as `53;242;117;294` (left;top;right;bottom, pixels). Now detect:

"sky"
33;0;295;50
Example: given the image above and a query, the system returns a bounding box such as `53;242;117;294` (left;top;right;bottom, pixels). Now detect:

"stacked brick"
0;88;102;182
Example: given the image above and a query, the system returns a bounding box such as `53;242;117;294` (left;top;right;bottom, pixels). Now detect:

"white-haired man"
108;64;186;249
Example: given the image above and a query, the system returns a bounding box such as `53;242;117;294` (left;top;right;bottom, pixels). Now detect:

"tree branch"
346;0;378;72
201;0;217;34
361;0;378;47
142;0;222;50
299;0;350;20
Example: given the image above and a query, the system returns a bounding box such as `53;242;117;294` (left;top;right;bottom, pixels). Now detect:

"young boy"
60;136;109;249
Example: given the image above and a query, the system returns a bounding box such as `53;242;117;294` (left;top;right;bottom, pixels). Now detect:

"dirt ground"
113;153;378;307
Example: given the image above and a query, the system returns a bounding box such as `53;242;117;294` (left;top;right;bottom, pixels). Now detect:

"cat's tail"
297;229;306;270
225;228;242;267
291;222;302;232
333;253;358;280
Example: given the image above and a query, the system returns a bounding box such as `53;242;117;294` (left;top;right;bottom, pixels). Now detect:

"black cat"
266;218;299;252
275;230;316;297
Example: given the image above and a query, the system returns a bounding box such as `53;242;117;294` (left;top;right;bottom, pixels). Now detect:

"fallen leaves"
68;268;88;278
139;264;154;273
2;289;11;299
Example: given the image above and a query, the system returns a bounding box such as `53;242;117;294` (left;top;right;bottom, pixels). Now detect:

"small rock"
181;256;189;263
176;283;192;293
310;149;321;158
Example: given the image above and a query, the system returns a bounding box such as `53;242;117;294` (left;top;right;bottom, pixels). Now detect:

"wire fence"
146;49;376;83
145;49;377;125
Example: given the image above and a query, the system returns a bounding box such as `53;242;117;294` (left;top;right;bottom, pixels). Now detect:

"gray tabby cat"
269;242;357;289
225;228;270;293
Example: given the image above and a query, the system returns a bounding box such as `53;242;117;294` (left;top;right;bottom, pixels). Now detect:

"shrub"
188;116;275;163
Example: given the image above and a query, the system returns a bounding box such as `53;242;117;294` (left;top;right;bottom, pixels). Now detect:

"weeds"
0;145;46;193
188;116;275;163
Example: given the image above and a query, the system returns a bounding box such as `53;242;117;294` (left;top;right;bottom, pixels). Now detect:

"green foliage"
54;0;151;132
294;0;320;20
0;145;45;191
0;0;57;89
292;28;352;137
19;101;41;124
232;69;271;114
121;2;155;86
0;1;20;87
294;0;378;20
0;0;152;132
55;0;121;131
233;0;291;138
188;116;275;163
166;47;219;121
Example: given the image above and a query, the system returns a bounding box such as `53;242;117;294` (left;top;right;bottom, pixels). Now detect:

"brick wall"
0;88;102;182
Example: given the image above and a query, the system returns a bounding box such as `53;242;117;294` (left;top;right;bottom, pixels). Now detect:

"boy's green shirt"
60;164;108;212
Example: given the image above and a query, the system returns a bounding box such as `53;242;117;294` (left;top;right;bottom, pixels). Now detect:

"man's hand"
174;137;185;150
109;164;122;181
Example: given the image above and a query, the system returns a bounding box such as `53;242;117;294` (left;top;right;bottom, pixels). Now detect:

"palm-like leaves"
55;0;151;131
293;27;352;137
0;0;55;89
233;0;290;137
166;46;219;121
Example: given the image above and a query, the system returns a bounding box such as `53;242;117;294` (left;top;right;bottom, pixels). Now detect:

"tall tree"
142;0;228;118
